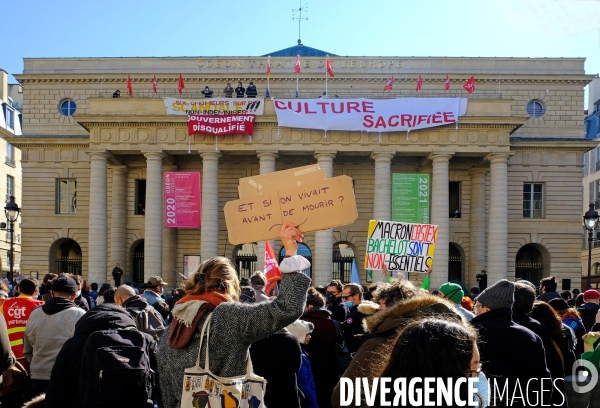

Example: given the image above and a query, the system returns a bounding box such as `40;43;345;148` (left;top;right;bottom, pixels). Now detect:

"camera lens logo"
572;359;599;394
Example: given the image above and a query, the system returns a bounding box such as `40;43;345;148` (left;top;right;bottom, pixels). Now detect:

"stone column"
486;153;511;283
255;152;278;272
201;152;221;260
162;165;178;290
88;152;109;281
429;153;453;289
313;152;336;286
110;165;127;281
143;152;164;281
371;153;394;221
468;168;488;287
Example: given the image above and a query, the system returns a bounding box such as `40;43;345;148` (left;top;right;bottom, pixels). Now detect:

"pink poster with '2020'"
164;172;201;228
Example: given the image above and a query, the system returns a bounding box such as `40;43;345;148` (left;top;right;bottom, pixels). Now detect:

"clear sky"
3;0;600;103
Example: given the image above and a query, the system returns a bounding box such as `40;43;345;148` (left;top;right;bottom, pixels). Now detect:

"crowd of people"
1;226;600;407
200;81;259;99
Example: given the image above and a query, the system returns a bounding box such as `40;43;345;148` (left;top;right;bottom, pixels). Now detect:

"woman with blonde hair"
157;223;312;407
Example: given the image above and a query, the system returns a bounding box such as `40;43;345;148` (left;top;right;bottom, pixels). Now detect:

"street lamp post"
584;203;599;290
4;196;20;284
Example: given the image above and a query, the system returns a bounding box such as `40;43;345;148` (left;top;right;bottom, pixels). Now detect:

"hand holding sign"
280;222;304;256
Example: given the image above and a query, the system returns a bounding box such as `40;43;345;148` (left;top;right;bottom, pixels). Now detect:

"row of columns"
87;150;511;288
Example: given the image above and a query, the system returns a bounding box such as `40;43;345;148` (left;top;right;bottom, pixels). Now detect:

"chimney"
0;69;7;103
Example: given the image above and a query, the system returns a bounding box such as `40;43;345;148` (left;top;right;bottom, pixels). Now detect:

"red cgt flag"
326;55;334;78
445;74;450;91
178;74;185;95
294;55;301;75
416;74;423;92
264;241;282;295
463;75;475;93
127;75;132;97
152;75;158;93
383;75;394;91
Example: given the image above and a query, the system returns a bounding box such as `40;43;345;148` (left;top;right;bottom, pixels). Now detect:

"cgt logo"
7;303;27;319
572;359;599;393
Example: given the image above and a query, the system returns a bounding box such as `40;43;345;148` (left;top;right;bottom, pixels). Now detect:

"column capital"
427;152;454;163
86;151;110;160
200;151;222;161
314;151;337;161
110;165;127;171
468;167;489;176
370;152;394;162
484;152;513;164
143;151;165;162
256;151;279;160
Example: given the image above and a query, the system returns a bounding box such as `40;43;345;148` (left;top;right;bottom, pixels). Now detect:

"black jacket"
45;304;160;408
235;86;245;97
74;293;90;311
250;331;302;408
578;302;600;331
471;308;551;407
340;306;366;354
246;84;257;97
327;296;348;322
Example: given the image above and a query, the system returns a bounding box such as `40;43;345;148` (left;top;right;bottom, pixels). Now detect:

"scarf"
168;291;232;349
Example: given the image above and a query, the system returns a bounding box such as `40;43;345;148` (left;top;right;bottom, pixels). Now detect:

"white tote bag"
180;313;267;408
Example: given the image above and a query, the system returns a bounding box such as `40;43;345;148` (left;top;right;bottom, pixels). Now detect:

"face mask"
344;300;355;309
473;371;489;407
76;290;81;297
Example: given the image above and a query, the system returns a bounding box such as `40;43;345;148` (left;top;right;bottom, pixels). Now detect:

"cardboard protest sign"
365;219;438;273
225;174;357;245
237;164;324;197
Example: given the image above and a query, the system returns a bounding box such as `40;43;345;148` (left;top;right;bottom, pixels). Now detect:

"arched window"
332;242;355;283
279;243;312;278
50;238;82;276
234;243;258;281
515;244;544;284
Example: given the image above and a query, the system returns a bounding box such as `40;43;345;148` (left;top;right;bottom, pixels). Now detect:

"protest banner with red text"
273;98;467;132
188;114;255;136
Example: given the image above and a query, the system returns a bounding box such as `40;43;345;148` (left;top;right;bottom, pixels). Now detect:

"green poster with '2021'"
392;173;430;224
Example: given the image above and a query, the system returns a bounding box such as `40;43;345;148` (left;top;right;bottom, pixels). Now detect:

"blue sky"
3;0;600;102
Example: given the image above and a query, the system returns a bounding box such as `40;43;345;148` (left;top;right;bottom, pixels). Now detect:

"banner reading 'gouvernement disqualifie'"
273;98;467;132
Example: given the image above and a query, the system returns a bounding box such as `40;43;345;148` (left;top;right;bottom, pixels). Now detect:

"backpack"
79;328;155;407
128;307;166;340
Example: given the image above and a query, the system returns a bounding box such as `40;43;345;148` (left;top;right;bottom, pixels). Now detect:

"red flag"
178;74;185;95
416;74;423;92
264;241;282;294
463;75;475;93
326;55;334;78
445;74;450;91
383;75;394;91
294;55;301;75
127;75;132;97
152;75;158;93
266;56;271;78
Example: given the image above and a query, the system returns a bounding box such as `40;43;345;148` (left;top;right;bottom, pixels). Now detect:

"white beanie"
286;320;314;344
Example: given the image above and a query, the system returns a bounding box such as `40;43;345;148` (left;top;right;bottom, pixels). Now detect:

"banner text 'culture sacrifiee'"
188;114;255;136
273;98;467;132
365;220;438;273
164;97;264;115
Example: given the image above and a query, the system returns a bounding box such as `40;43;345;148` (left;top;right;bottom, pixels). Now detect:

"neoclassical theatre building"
10;45;595;290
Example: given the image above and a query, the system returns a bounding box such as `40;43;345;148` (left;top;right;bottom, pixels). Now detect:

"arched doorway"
332;242;355;283
49;238;82;275
131;240;144;284
448;243;463;282
234;243;258;281
279;244;312;278
515;244;546;284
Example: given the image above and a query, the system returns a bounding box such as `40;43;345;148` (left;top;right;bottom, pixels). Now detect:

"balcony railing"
5;156;15;168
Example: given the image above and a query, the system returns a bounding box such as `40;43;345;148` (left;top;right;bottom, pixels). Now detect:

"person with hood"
23;276;85;399
287;320;318;408
114;284;166;340
538;276;561;302
246;81;258;98
471;279;551;407
326;279;348;322
578;289;600;331
201;86;214;98
549;297;586;357
44;303;159;408
301;287;339;408
157;223;311;408
439;282;475;320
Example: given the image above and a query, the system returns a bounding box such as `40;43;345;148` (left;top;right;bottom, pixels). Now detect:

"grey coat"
157;257;311;408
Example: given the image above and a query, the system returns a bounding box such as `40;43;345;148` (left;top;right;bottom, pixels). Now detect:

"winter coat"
563;314;586;356
141;289;165;306
246;84;258;98
23;298;85;380
538;291;561;302
331;294;463;408
297;348;319;408
327;296;348;322
235;86;245;97
471;308;551;407
44;303;159;408
301;308;339;408
156;256;311;408
340;306;366;354
250;330;302;408
74;294;89;311
578;302;600;331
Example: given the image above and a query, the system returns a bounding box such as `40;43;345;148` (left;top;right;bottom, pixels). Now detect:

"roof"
263;42;337;57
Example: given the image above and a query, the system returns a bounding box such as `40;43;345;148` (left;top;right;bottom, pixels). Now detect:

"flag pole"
266;76;270;98
296;73;299;98
325;61;328;97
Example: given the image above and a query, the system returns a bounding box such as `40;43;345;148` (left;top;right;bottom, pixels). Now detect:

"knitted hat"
476;279;514;309
440;282;464;304
548;298;569;311
583;289;600;300
286;320;314;344
51;276;78;293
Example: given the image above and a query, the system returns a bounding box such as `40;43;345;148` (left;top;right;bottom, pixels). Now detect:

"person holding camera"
476;270;487;291
201;86;214;98
235;82;245;98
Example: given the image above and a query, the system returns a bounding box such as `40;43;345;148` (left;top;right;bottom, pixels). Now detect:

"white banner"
164;97;264;116
273;98;467;132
